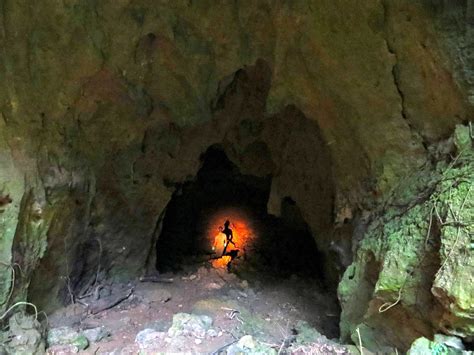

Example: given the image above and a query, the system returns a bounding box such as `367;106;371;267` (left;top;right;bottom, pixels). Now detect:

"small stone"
206;329;218;338
135;329;155;344
47;327;88;350
433;334;465;350
408;337;435;355
7;313;45;354
135;329;165;349
46;344;80;354
240;280;249;289
167;313;213;339
194;338;202;345
82;327;110;343
189;274;197;280
238;335;255;349
47;327;77;346
71;336;89;351
206;282;223;290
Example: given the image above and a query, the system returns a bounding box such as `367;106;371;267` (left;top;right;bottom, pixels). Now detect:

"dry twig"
356;327;364;355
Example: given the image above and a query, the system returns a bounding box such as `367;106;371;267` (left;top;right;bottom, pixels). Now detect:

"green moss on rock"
339;125;474;351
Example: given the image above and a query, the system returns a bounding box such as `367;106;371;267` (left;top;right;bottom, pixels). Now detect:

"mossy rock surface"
339;125;474;352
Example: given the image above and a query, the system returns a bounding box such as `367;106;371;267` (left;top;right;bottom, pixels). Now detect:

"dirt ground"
46;260;344;354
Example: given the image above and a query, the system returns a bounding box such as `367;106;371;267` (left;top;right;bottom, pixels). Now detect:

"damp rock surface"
167;312;213;338
339;125;474;351
0;312;45;355
1;0;471;310
47;327;89;351
0;1;473;352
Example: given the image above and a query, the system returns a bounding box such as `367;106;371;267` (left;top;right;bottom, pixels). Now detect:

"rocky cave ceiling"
0;0;473;352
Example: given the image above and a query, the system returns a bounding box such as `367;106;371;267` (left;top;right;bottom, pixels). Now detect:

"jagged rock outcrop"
339;125;474;351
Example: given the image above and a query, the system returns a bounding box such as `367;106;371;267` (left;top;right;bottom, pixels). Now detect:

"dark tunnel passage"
155;145;326;281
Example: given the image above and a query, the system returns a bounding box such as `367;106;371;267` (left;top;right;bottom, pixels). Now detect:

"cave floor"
46;262;346;354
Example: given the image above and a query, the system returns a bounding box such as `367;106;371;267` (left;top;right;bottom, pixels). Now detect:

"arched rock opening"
15;60;343;329
154;145;326;280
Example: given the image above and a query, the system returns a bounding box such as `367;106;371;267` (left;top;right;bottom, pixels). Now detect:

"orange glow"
212;255;232;269
206;208;255;269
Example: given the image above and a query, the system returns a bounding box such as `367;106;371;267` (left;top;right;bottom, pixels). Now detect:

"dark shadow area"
155;145;325;280
249;197;325;279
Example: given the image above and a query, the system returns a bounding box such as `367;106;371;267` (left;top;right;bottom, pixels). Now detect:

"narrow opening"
153;145;340;339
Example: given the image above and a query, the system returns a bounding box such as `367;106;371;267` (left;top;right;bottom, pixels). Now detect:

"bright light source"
206;208;255;269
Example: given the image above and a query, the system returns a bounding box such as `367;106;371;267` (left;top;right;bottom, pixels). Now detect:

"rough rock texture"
407;335;466;355
46;326;89;351
0;312;45;354
338;125;474;351
0;0;473;350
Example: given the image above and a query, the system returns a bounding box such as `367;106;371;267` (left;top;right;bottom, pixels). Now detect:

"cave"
0;1;473;354
155;145;325;279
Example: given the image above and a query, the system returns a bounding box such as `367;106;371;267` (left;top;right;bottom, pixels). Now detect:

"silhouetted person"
221;219;235;255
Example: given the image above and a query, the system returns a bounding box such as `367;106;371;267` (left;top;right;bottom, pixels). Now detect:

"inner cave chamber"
155;145;325;279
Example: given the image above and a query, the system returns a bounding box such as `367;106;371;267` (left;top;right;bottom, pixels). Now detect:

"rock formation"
0;1;472;351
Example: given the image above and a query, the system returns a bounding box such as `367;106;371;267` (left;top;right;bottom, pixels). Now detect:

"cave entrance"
152;145;340;339
155;145;325;279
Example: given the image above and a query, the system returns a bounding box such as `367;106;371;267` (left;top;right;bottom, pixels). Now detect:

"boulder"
4;312;45;355
135;328;165;350
167;313;213;338
82;326;110;343
47;327;88;351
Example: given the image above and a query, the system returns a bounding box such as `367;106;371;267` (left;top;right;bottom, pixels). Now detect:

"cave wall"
338;127;474;351
0;0;472;345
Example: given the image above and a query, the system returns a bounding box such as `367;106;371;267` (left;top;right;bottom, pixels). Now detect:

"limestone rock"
46;344;81;354
135;328;165;351
407;337;433;355
4;313;45;355
238;335;256;349
82;326;110;343
206;328;218;338
407;336;465;355
167;313;213;339
47;327;88;351
339;126;474;351
433;334;465;351
226;335;277;355
294;320;323;345
454;124;473;152
0;1;473;352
